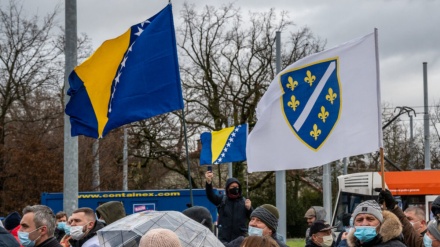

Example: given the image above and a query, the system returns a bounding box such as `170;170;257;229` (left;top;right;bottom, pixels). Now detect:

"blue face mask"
57;222;66;230
18;227;41;247
57;222;71;235
354;226;377;243
248;226;263;236
424;234;433;247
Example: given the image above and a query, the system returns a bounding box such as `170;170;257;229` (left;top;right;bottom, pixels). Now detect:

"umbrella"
97;211;225;247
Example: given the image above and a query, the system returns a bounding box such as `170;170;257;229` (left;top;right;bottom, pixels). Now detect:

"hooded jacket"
95;201;126;225
206;177;253;243
341;210;407;247
68;220;105;247
305;206;327;240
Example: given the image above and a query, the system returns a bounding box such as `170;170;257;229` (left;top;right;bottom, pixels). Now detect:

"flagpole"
181;108;194;206
275;30;287;241
374;28;385;189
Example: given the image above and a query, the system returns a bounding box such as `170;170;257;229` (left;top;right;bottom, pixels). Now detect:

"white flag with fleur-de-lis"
247;32;382;172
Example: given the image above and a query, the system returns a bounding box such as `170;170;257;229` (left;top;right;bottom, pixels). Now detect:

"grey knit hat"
428;219;440;241
352;200;383;223
250;204;279;232
139;228;182;247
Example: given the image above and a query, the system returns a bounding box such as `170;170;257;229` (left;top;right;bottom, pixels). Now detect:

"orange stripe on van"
378;170;440;195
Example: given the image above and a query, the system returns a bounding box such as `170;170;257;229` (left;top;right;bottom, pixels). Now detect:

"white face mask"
321;235;333;247
70;222;90;240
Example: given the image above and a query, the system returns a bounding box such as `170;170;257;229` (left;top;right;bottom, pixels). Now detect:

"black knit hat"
250;204;279;232
4;211;21;231
182;206;213;232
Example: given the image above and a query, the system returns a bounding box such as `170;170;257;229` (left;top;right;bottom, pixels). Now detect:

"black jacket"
68;221;105;247
36;237;62;247
206;177;253;243
0;226;20;247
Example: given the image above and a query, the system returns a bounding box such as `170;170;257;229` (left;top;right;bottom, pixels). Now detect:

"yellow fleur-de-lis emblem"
310;124;321;141
287;95;300;111
304;70;316;86
326;88;337;104
286;76;298;91
318;106;329;123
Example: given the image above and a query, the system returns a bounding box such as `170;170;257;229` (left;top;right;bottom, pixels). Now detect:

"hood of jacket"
225;177;242;197
311;206;327;221
96;201;126;225
347;210;402;246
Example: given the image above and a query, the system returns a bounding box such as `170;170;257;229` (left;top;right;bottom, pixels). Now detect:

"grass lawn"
286;238;305;247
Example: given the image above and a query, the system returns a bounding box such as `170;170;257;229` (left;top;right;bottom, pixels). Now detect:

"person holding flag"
205;171;252;244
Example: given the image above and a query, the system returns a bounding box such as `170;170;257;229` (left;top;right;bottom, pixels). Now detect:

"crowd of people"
2;172;440;247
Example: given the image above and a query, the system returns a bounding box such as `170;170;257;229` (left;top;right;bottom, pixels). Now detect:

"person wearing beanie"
304;206;327;242
225;204;288;247
4;211;22;245
424;219;440;247
338;200;406;247
182;206;213;232
205;171;253;243
139;228;182;247
95;201;126;225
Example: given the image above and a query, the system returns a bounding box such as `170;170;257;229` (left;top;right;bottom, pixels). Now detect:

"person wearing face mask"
306;220;336;247
68;207;104;247
423;219;440;247
54;211;68;242
337;200;406;247
404;207;427;236
378;189;423;247
205;171;253;244
225;204;288;247
18;205;62;247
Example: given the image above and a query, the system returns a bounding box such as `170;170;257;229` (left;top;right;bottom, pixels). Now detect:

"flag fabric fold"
246;32;382;172
200;124;248;165
65;4;183;138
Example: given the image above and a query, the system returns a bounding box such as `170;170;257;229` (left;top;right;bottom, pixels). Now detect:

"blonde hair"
240;236;280;247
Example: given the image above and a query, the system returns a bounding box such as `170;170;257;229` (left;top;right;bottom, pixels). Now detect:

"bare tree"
0;1;63;213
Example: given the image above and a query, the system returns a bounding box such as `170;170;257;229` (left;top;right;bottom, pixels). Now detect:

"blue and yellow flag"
200;124;248;165
65;4;183;138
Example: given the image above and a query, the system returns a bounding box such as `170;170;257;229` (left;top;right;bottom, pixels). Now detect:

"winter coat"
343;210;407;247
54;228;66;242
224;234;289;247
0;226;20;247
95;201;126;225
206;177;253;243
68;220;105;247
36;237;62;247
389;206;423;247
305;206;327;241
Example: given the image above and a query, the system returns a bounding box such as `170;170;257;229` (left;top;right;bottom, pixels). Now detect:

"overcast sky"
18;0;440;125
